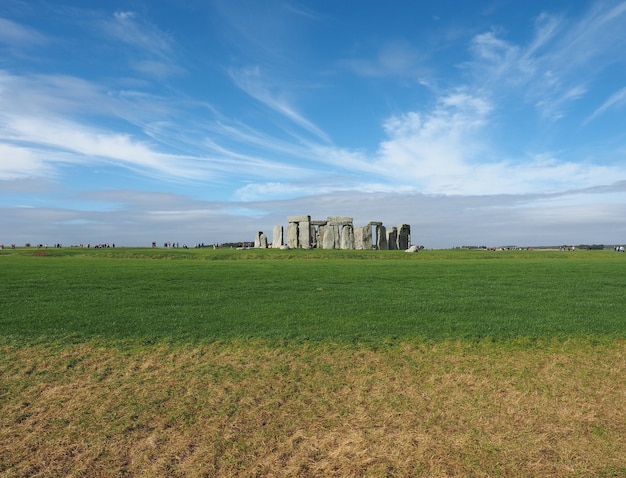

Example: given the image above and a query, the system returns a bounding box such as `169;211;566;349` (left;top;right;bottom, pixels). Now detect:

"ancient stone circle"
254;215;411;250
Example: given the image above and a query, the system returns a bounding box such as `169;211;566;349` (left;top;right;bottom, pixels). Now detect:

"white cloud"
235;182;307;201
6;115;209;180
103;11;173;58
552;0;626;71
585;86;626;124
98;10;182;78
466;2;626;121
373;92;491;191
534;83;588;121
132;60;184;79
341;41;427;80
0;17;46;47
0;144;54;179
229;66;331;143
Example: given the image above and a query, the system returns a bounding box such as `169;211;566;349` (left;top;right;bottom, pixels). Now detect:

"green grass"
2;247;626;477
1;247;624;344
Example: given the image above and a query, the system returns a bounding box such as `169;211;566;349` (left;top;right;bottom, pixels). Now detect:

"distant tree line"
577;244;605;250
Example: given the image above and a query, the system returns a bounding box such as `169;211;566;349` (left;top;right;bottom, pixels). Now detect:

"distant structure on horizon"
254;215;412;250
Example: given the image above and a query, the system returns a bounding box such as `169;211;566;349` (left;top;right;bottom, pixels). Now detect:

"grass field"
1;248;625;476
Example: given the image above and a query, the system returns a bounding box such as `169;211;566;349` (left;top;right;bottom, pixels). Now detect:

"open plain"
1;248;625;477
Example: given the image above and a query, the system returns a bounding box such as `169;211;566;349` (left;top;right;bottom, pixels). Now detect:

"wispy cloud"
0;16;46;49
97;10;183;78
584;86;626;125
550;0;626;71
101;11;173;59
467;1;626;121
229;65;331;143
0;69;325;183
6;115;210;180
0;144;55;179
341;41;428;80
0;71;112;116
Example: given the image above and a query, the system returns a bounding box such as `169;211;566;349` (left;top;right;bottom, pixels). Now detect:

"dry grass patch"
1;340;625;477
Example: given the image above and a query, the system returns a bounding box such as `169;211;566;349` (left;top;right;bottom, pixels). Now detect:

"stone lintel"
287;215;310;223
368;221;383;226
311;220;327;226
327;216;353;226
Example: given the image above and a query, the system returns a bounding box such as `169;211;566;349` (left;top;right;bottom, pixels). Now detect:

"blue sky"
1;0;626;248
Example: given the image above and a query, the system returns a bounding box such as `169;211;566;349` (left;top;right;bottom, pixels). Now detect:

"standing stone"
332;226;341;249
354;226;364;250
272;225;283;248
299;220;312;249
254;231;265;248
340;224;355;249
397;224;411;250
287;222;299;249
318;225;326;249
323;225;339;249
259;232;268;248
362;224;373;250
387;227;398;250
377;225;388;250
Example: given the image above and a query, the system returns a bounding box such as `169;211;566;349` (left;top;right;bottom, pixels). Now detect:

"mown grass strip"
1;249;625;344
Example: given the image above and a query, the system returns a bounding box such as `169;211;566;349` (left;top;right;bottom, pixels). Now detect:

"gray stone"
322;225;339;249
287;215;310;223
310;227;317;248
387;227;398;250
287;222;299;249
327;216;353;226
340;224;355;249
299;221;312;249
317;225;326;249
272;225;283;248
362;224;373;250
254;231;267;248
397;224;411;250
377;225;388;250
354;226;363;250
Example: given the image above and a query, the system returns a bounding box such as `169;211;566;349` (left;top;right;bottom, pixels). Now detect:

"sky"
1;0;626;248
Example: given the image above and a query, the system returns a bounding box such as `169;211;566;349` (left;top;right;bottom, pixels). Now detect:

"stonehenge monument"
255;215;411;250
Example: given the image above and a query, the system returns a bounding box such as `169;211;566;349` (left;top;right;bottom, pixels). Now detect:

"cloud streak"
585;86;626;125
97;10;183;78
0;16;47;48
228;66;331;143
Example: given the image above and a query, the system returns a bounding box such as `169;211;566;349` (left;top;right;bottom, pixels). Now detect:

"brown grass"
1;340;625;477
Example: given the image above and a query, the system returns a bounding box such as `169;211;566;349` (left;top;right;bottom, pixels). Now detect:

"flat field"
1;248;625;476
